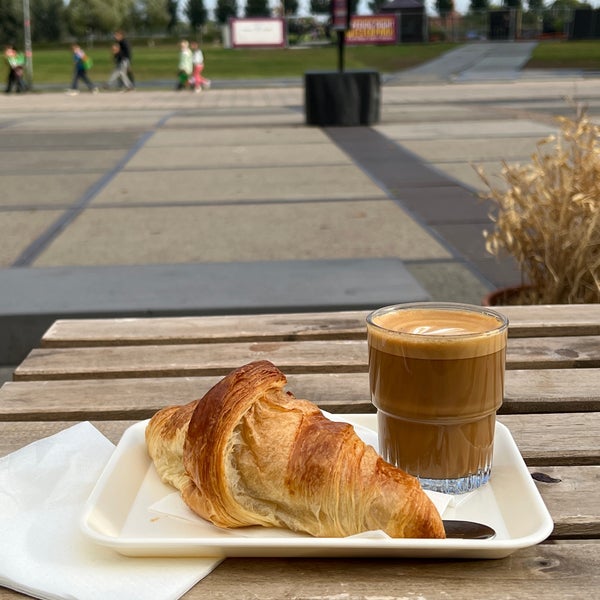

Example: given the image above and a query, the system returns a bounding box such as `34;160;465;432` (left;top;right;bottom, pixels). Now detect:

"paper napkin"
0;422;222;600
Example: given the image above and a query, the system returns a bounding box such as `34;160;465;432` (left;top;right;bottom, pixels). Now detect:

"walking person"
176;40;193;91
106;42;134;91
190;41;211;92
4;45;26;93
114;30;135;88
65;44;98;95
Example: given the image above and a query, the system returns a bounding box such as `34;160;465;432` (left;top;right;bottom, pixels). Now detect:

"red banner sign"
346;15;397;45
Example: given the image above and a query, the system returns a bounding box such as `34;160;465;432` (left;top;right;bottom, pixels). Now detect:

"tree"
215;0;237;23
0;0;21;44
549;0;584;7
141;0;170;31
436;0;454;18
31;0;64;42
310;0;329;14
124;0;145;32
186;0;207;30
368;0;387;13
167;0;179;32
245;0;270;17
469;0;490;11
503;0;522;8
284;0;299;15
66;0;126;37
310;0;358;16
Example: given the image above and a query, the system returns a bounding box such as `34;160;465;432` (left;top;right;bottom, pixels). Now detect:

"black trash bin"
304;70;380;127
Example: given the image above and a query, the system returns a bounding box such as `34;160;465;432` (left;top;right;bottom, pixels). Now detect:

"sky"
202;0;473;19
204;0;600;20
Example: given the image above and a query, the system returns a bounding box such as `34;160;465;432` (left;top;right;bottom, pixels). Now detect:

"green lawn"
29;42;458;85
25;39;600;86
525;40;600;70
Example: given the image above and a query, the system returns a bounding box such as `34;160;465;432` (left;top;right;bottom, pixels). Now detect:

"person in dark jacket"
114;30;135;88
106;42;133;91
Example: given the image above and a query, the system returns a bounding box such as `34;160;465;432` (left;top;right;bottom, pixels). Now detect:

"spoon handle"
443;520;496;540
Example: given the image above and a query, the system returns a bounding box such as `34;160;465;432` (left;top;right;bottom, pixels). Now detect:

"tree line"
0;0;362;44
434;0;590;19
1;0;589;44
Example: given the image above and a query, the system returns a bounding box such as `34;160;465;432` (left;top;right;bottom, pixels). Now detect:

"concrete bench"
0;258;429;364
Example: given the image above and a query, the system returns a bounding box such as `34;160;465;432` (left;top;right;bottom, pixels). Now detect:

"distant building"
379;0;426;42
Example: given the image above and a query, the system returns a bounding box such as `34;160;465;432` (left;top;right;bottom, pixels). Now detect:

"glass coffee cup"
366;302;508;494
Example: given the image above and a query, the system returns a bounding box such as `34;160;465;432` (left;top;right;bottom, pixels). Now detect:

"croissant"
146;360;445;539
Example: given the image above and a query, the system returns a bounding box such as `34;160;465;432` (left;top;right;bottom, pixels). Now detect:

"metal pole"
23;0;33;87
337;30;345;73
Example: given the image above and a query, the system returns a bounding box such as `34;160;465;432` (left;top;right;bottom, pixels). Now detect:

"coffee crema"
369;308;506;360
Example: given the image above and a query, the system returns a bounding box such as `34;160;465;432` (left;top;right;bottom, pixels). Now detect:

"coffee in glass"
366;302;508;494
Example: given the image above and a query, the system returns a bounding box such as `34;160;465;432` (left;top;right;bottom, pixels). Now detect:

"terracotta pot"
482;285;533;306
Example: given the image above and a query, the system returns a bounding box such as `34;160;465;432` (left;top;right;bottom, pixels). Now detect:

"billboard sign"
230;18;286;48
346;15;398;45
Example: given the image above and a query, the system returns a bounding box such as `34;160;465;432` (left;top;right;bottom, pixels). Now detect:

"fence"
429;8;582;43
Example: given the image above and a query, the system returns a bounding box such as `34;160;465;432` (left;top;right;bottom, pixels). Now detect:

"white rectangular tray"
81;415;553;560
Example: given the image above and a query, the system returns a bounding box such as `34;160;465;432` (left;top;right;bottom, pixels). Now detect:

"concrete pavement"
390;40;589;83
2;42;600;380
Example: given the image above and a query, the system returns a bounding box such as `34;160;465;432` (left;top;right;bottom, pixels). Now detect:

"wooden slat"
529;466;600;539
13;341;367;381
498;413;600;466
2;369;599;421
0;376;223;421
12;542;600;600
41;312;370;347
0;541;598;599
503;369;600;413
182;543;600;599
496;304;600;337
13;336;600;382
39;304;600;348
508;335;600;369
0;420;134;456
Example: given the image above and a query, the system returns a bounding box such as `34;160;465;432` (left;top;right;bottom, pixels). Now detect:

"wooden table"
1;304;599;599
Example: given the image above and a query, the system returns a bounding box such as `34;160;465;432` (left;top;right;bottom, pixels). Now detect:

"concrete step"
0;258;429;364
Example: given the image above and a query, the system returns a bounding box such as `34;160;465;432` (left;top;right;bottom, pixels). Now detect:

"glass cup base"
418;467;492;495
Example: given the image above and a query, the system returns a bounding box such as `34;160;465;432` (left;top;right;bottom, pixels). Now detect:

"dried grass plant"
477;106;600;304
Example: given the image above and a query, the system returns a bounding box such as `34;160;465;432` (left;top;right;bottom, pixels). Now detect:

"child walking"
4;45;26;93
190;41;210;93
66;44;97;95
176;40;193;90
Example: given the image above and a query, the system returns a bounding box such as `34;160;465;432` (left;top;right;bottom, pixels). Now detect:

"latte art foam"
408;325;474;336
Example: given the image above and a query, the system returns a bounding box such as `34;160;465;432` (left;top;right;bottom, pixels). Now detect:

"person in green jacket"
176;40;193;90
4;45;26;93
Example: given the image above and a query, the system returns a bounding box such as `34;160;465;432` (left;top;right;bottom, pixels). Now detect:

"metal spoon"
443;520;496;540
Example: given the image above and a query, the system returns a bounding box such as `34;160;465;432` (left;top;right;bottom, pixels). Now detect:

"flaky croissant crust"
146;360;445;539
